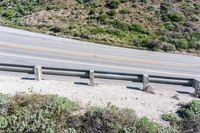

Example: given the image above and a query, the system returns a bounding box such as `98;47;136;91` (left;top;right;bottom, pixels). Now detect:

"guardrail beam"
0;63;198;97
34;65;42;81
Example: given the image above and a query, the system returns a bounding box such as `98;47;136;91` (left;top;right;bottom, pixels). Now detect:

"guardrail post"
34;65;42;81
193;79;200;97
143;74;149;90
89;70;95;86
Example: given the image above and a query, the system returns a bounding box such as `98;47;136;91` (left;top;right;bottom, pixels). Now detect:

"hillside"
0;0;200;54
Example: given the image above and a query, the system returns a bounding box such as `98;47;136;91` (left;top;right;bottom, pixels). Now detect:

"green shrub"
16;5;26;16
147;6;155;12
67;105;175;133
90;27;107;34
107;0;121;9
129;23;146;33
147;16;153;22
161;113;179;126
190;15;200;22
193;32;200;40
98;14;109;24
177;100;200;118
111;20;129;31
0;94;11;111
162;43;176;52
46;4;59;10
194;2;200;9
158;127;178;133
136;117;158;133
2;10;14;20
80;106;137;132
167;13;183;22
0;116;8;129
107;28;128;39
119;9;131;14
106;9;117;16
132;34;152;48
164;23;175;31
191;41;200;49
140;0;147;3
176;38;189;50
119;0;128;3
0;94;78;132
0;94;192;132
147;39;163;51
50;95;77;112
178;100;200;132
89;8;96;15
160;2;171;20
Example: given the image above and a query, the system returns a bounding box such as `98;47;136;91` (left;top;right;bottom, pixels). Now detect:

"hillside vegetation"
0;93;199;132
0;0;200;54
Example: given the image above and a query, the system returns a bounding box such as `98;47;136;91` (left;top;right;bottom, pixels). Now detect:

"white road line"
0;52;199;78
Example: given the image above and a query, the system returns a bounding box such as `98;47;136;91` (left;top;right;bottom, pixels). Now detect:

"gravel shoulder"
0;75;197;124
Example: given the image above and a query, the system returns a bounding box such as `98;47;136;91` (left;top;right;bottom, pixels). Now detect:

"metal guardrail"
0;63;199;97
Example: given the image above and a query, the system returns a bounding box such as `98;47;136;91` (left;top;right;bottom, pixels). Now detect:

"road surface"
0;26;200;78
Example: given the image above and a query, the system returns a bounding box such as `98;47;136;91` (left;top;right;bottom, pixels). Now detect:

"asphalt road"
0;26;200;78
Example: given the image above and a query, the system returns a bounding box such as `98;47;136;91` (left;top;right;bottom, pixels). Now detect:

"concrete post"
34;65;42;81
193;79;200;98
89;70;95;86
143;74;149;90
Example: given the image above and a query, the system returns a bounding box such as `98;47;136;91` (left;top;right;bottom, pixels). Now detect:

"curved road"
0;26;200;78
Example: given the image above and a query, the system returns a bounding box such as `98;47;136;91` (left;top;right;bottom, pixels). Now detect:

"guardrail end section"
34;65;42;81
89;70;95;87
193;79;200;98
143;74;149;91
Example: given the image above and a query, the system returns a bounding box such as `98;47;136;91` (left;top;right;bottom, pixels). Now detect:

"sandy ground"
0;75;197;124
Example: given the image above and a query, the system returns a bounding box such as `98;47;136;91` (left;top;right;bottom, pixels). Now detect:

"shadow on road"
176;90;193;95
74;82;89;86
21;77;35;80
126;86;141;91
